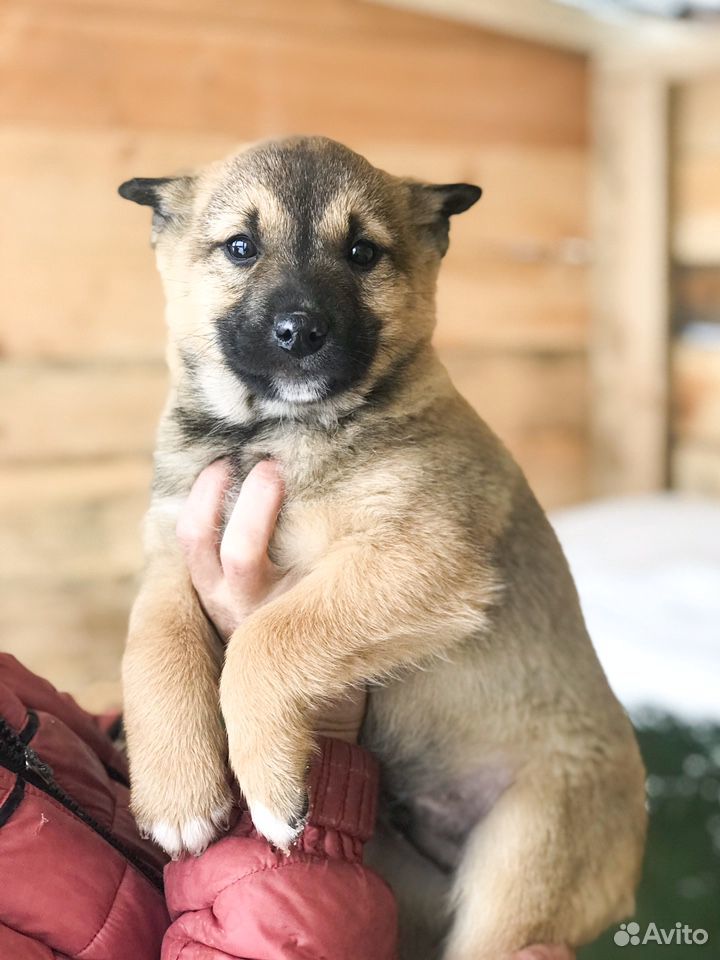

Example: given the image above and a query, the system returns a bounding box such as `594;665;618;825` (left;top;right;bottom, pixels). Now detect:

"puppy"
119;136;646;960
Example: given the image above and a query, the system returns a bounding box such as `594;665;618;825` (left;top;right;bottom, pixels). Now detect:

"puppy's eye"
225;235;258;263
348;240;379;269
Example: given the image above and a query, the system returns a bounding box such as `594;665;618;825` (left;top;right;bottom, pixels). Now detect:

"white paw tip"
251;802;304;852
180;816;219;855
150;804;230;858
150;820;183;858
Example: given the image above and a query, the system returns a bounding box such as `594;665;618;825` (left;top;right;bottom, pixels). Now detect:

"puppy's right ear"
118;175;195;240
407;180;482;257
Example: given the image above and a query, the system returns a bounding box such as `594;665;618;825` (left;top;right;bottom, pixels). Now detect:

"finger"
220;459;284;594
513;946;575;960
176;459;229;594
315;687;367;726
314;687;368;743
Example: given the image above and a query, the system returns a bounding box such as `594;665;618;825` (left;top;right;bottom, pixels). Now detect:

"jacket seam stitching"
76;860;129;958
211;852;360;898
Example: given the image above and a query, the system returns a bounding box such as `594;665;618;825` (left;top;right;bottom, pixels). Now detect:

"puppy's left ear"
410;181;482;256
118;175;196;242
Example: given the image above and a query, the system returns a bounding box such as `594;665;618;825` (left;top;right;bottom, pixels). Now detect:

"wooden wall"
671;73;720;496
0;0;590;705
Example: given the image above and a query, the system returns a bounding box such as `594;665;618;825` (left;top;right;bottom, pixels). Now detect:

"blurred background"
1;0;718;955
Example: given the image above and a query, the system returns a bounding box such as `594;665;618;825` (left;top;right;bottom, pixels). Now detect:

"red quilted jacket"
0;655;397;960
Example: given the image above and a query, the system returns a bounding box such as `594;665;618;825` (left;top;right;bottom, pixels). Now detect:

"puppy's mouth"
269;375;331;404
220;358;340;406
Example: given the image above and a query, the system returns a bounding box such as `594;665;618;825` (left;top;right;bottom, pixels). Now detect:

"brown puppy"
119;137;646;960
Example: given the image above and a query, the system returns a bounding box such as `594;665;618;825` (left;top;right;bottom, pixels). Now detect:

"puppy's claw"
250;801;307;852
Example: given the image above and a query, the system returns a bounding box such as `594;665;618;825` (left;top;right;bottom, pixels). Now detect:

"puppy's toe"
150;819;185;859
149;801;232;859
250;798;307;852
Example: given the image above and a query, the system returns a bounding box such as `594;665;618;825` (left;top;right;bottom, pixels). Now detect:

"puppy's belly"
384;763;514;872
362;648;527;874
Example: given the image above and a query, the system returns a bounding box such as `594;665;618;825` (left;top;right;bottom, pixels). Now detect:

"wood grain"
670;75;720;497
0;457;150;582
0;1;587;146
673;73;720;266
0;362;167;461
0;577;132;709
672;341;720;447
591;64;670;494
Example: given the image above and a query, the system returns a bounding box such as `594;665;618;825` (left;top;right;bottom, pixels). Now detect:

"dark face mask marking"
215;272;381;403
203;141;398;404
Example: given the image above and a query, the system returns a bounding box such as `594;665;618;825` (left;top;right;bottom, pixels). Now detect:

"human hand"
177;458;366;743
514;946;575;959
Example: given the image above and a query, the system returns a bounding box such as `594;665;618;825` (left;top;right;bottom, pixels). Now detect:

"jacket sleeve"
162;737;398;960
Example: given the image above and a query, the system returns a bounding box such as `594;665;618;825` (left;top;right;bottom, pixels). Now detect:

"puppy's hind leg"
123;557;232;858
442;754;646;960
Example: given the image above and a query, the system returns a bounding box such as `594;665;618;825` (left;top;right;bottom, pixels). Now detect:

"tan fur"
122;553;232;854
120;137;646;958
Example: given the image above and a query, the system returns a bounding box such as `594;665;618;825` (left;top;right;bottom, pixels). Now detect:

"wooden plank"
0;362;167;461
436;259;588;351
439;347;587;434
632;31;720;84
672;342;720;447
512;427;589;508
673;154;720;266
674;266;720;329
0;128;239;361
369;0;720;79
0;458;150;582
439;346;589;506
367;144;589;247
0;577;132;711
0;129;588;360
670;79;720;496
1;349;587;467
590;63;670;494
674;74;720;153
1;0;590;49
0;2;588;147
672;74;720;266
364;0;611;52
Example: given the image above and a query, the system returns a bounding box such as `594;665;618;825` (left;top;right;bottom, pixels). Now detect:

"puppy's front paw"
131;758;233;859
222;708;311;851
221;632;313;852
248;795;308;851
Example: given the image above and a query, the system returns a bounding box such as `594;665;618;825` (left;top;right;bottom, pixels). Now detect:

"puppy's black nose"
273;312;328;358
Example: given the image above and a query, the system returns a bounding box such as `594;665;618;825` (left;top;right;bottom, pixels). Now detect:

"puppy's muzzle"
273;311;328;359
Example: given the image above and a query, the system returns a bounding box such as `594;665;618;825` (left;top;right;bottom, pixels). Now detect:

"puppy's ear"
409;181;482;256
118;175;196;241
